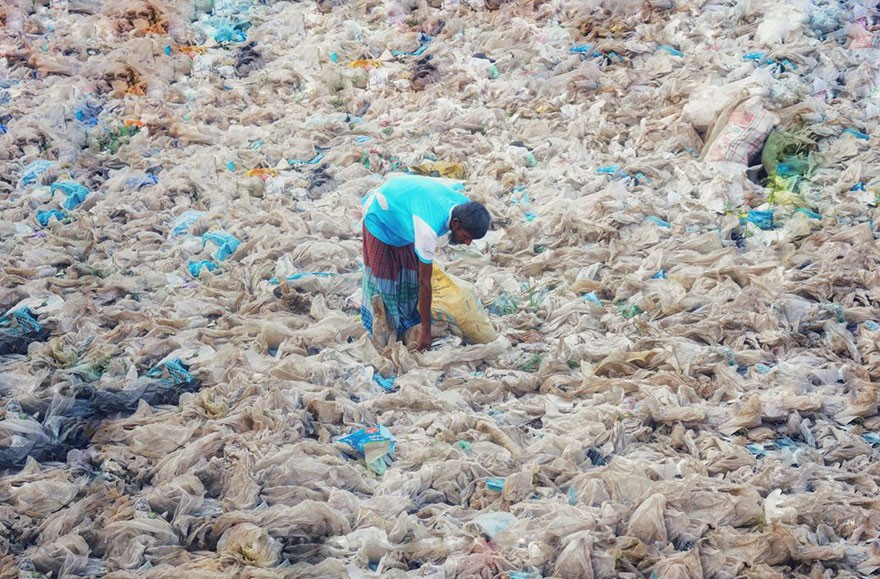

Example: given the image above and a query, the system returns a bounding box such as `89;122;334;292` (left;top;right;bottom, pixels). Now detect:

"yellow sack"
431;266;497;344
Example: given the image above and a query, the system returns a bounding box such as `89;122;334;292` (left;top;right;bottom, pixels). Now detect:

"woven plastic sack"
431;266;497;344
702;97;779;165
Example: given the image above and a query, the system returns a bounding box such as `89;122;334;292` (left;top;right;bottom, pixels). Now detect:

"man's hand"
416;325;432;352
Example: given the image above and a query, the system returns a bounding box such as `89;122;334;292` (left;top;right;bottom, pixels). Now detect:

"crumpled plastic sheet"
1;0;880;577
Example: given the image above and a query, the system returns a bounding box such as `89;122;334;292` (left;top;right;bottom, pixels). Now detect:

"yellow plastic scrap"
245;168;280;180
350;59;383;69
410;161;467;180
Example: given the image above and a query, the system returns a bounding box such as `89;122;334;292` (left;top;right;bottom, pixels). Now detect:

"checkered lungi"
361;224;421;339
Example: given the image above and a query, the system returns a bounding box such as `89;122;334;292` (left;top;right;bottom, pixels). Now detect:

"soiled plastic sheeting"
0;359;200;468
2;0;880;575
268;271;336;284
472;512;517;539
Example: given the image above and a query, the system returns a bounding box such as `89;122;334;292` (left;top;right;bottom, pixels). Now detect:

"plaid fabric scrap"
361;224;421;338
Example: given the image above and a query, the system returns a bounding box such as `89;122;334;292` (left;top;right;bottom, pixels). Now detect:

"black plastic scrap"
0;359;200;470
0;308;49;355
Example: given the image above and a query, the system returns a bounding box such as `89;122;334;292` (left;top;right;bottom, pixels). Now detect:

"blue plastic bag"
202;231;241;261
744;210;775;230
1;308;43;335
75;100;103;126
19;159;53;186
36;209;66;227
339;425;396;464
188;260;218;277
374;374;396;391
51;180;90;210
170;211;205;237
146;358;195;386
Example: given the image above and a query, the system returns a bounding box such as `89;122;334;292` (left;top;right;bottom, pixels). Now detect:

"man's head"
449;201;490;245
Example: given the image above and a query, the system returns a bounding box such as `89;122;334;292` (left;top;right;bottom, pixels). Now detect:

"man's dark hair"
452;201;491;239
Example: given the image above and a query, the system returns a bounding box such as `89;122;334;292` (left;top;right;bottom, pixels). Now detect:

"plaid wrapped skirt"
361;224;421;338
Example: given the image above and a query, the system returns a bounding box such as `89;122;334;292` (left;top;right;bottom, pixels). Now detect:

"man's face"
450;223;474;246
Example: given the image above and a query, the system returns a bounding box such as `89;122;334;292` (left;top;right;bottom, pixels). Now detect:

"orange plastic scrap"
177;45;208;57
123;119;145;128
245;168;279;180
350;59;383;69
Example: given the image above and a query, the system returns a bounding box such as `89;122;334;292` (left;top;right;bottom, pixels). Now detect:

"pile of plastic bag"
1;0;879;577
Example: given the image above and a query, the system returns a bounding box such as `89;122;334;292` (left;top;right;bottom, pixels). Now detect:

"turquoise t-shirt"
362;175;469;263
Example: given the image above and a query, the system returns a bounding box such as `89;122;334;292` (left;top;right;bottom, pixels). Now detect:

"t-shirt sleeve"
412;215;439;263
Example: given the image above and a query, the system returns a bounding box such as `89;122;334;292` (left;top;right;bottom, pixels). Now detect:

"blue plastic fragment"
644;215;671;228
170;211;205;237
596;165;620;175
524;211;537;221
485;477;505;492
288;151;326;166
851;181;866;192
19;159;53;186
794;208;822;220
657;45;684;57
775;436;796;448
568;487;577;505
755;363;773;374
374;374;396;391
743;51;767;61
865;321;880;331
75;100;103;126
2;308;43;335
745;443;767;457
51;180;90;210
188;260;218;277
583;292;601;304
745;210;774;230
164;45;172;56
0;124;7;134
202;231;241;261
213;23;248;43
569;44;595;54
863;433;880;445
330;52;339;63
126;173;159;189
36;209;67;227
842;128;870;140
146;358;194;385
652;269;667;279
